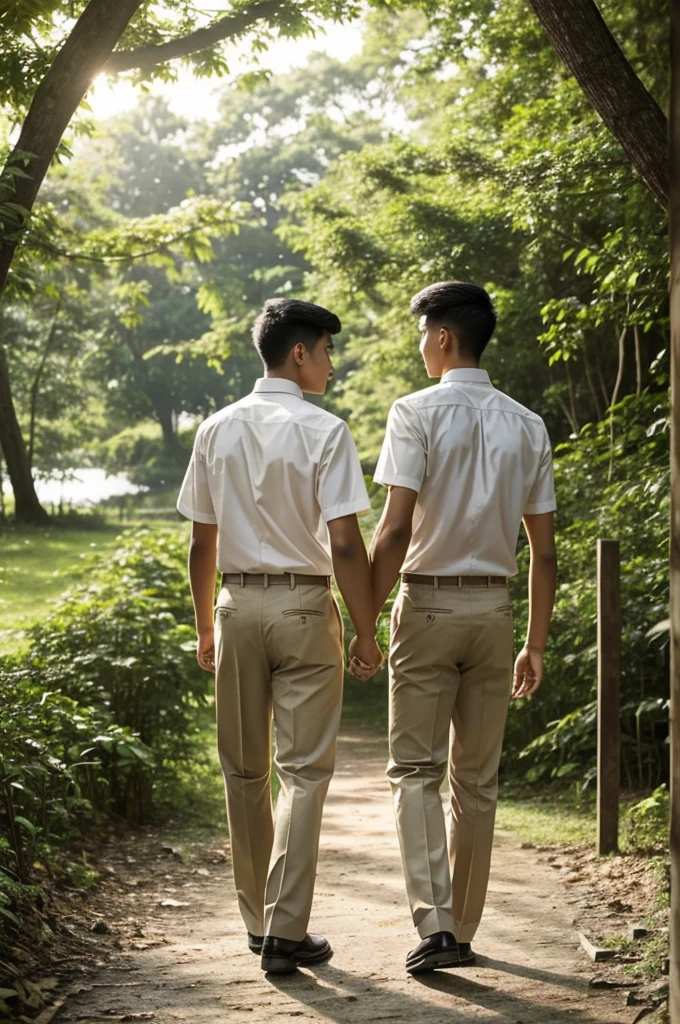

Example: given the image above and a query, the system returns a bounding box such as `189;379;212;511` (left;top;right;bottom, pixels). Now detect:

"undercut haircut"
410;281;497;360
252;298;341;370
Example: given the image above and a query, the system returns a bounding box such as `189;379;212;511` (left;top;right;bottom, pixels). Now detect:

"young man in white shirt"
177;298;381;974
368;281;557;973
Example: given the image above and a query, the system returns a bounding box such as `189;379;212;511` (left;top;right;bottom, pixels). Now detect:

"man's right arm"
513;511;557;699
327;514;382;673
188;521;218;673
369;485;418;618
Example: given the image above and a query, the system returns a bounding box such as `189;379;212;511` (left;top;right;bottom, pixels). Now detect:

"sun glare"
88;20;364;123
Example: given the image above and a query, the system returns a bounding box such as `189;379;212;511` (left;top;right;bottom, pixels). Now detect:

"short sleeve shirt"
374;368;556;576
177;378;370;574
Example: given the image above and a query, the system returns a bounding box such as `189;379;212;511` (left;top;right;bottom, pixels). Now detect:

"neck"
265;367;303;385
439;356;480;377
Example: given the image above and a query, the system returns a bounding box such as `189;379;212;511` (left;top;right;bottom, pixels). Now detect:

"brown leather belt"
402;573;508;588
222;572;331;588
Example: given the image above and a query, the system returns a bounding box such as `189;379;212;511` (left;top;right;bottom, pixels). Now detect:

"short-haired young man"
368;281;557;973
177;298;381;974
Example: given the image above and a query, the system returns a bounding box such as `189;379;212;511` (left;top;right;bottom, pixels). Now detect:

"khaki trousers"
214;582;343;941
388;582;514;944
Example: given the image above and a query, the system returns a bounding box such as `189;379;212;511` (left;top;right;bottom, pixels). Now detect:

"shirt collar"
253;377;304;400
441;368;492;386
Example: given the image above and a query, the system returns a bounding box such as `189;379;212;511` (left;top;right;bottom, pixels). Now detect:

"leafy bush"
507;392;670;789
624;785;670;851
96;421;192;488
0;527;209;954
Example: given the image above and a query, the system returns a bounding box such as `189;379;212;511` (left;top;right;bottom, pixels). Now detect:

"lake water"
2;468;143;507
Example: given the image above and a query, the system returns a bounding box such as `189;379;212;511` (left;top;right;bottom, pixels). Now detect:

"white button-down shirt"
374;368;556;577
177;378;370;574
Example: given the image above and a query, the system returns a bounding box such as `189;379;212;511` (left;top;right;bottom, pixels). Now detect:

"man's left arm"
177;426;219;673
189;521;218;673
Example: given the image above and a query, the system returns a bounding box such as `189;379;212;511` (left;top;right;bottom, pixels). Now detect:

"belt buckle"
263;573;269;589
289;573;295;590
239;573;245;588
457;575;462;589
433;575;439;590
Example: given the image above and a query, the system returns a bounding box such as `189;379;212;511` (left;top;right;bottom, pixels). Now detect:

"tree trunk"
0;0;143;299
0;0;141;518
668;7;680;1018
0;443;6;521
28;299;61;468
527;0;668;206
0;341;48;522
633;324;642;395
157;403;180;454
610;325;627;409
583;343;604;421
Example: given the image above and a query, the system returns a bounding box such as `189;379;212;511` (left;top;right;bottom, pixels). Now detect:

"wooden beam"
597;539;621;856
669;4;680;1018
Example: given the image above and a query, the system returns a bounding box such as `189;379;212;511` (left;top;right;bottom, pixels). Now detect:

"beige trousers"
388;582;514;944
214;582;343;941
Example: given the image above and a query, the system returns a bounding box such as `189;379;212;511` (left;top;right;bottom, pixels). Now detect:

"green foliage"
509;391;670;788
0;0;671;882
282;3;667;448
96;421;192;487
0;524;127;650
496;791;596;847
0;527;209;953
624;785;670;851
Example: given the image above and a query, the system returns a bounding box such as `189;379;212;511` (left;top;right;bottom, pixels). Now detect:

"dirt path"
57;731;635;1024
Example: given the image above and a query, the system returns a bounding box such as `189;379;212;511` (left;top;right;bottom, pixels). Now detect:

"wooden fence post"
597;539;621;857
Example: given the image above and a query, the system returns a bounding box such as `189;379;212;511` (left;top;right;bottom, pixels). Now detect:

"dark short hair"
252;298;341;369
410;281;497;360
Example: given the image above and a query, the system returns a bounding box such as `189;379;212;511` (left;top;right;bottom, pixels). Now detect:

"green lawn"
0;523;137;652
496;793;595;846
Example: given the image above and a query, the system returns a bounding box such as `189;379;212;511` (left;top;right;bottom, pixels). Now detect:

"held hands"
512;644;543;699
196;626;215;673
348;634;383;682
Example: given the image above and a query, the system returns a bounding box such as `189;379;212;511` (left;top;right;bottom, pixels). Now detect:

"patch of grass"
496;791;596;846
603;926;669;983
0;522;129;651
0;518;189;654
342;671;389;731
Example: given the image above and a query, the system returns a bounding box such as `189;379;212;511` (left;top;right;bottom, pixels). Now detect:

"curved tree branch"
0;0;143;522
527;0;668;207
105;0;285;74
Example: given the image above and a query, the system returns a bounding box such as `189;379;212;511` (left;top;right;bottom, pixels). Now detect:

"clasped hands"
348;634;383;682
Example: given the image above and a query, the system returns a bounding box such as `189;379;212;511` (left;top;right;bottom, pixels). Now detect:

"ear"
292;341;307;365
439;325;455;352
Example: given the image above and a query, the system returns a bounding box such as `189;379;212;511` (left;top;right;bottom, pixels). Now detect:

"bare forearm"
189;541;217;633
368;487;416;617
526;552;557;651
370;527;411;618
333;546;376;638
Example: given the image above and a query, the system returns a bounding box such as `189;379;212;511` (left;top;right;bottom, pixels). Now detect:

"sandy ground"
55;731;636;1024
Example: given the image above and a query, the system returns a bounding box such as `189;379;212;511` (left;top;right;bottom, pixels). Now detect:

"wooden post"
669;4;680;1017
597;539;621;856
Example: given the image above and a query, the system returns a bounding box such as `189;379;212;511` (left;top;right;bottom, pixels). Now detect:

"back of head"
410;281;497;361
252;297;342;370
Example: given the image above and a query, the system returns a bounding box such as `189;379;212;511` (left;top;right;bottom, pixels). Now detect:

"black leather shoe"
456;941;476;965
248;933;264;955
406;931;460;974
261;933;333;974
